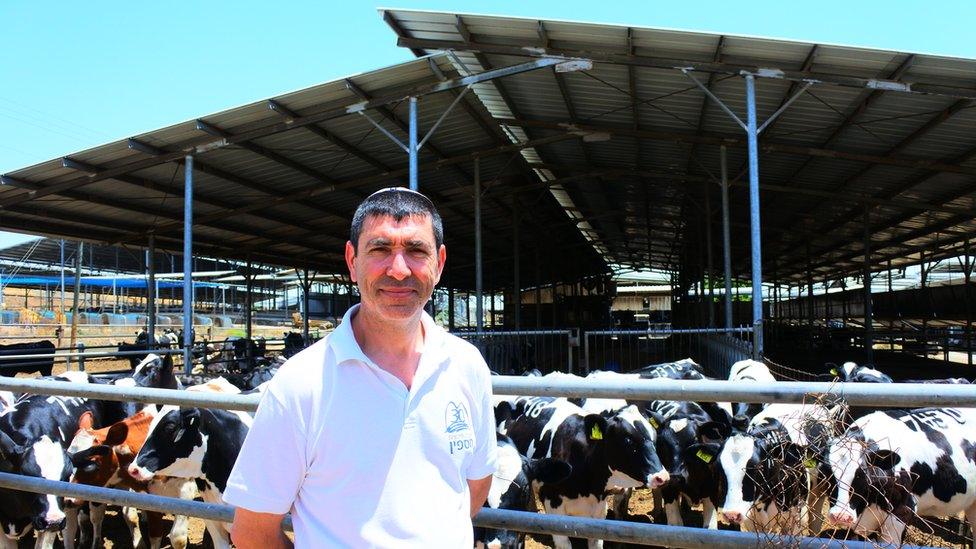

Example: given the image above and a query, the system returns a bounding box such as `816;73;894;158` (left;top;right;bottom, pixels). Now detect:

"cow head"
476;437;571;549
0;429;70;532
591;405;669;490
716;426;805;528
129;407;205;482
132;353;178;390
827;437;915;531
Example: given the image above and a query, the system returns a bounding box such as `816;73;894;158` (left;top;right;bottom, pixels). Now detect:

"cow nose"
127;464;151;481
649;470;670;488
828;507;856;526
721;510;743;524
33;513;65;532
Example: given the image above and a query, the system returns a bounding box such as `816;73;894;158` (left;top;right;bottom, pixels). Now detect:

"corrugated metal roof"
381;8;976;283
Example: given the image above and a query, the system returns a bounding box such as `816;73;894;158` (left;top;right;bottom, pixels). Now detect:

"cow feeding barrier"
583;326;754;377
0;375;970;548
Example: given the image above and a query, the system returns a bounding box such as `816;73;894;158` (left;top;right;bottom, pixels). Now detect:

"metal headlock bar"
3;375;976;411
0;472;935;549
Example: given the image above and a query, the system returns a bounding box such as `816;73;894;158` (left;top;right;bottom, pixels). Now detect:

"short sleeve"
223;387;306;514
466;365;498;480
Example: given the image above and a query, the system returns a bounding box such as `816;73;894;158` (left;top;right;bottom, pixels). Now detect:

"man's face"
345;213;446;322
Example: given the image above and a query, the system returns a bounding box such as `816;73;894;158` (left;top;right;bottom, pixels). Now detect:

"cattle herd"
0;334;975;548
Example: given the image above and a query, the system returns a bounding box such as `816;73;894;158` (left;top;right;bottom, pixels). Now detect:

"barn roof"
3;9;976;290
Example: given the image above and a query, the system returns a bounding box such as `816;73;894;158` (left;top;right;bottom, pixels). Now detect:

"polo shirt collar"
329;304;447;367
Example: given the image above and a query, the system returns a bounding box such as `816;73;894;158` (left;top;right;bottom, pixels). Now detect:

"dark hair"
350;187;444;252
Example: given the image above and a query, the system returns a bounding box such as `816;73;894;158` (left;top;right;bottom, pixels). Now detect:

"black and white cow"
128;405;252;549
635;358;704;380
654;406;730;528
829;362;893;384
505;396;667;549
0;371;123;549
727;359;778;424
474;435;572;549
705;402;841;535
827;407;976;544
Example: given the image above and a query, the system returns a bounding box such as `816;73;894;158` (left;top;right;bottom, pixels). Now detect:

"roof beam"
395;36;976;100
498;117;976;176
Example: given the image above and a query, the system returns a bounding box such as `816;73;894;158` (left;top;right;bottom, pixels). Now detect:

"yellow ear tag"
648;417;659;429
830;368;838;376
696;449;713;463
590;424;603;440
803;458;817;469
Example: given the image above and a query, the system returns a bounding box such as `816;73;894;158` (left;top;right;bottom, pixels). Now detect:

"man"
224;187;497;548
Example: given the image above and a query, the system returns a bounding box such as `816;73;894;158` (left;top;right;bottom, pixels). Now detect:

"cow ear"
184;408;201;427
0;429;23;462
731;415;751;433
525;457;572;484
583;414;608;442
683;442;720;465
646;412;665;431
103;422;129;447
867;449;900;470
78;411;94;431
698;421;730;443
825;362;839;377
162;353;174;370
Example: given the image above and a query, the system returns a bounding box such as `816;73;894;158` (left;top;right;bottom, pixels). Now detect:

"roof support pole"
704;180;715;327
720;145;733;330
182;156;194;374
475;158;483;331
863;206;874;364
70;242;82;370
300;268;311;346
409;96;419;191
245;260;253;343
513;196;520;331
59;240;65;323
964;239;972;366
745;74;764;359
147;235;156;350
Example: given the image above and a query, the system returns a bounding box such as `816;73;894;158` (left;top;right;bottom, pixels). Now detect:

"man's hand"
231;508;292;549
468;475;493;518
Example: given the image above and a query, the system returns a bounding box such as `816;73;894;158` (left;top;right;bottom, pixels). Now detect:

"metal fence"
452;329;575;374
582;327;754;377
0;375;962;549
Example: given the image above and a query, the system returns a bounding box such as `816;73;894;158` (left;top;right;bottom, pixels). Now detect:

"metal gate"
583;327;753;376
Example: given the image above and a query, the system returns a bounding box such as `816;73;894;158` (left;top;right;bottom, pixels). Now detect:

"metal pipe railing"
0;472;935;549
5;375;976;411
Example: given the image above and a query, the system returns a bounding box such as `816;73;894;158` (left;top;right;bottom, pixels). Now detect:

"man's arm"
468;475;493;518
231;508;293;549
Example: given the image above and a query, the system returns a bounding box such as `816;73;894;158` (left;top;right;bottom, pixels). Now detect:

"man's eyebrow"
365;237;392;247
406;239;433;249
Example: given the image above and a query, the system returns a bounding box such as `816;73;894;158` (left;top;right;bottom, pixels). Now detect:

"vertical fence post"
720;145;733;331
475;158;484;331
965;239;972;366
408;96;418;191
76;342;85;372
863;206;874;364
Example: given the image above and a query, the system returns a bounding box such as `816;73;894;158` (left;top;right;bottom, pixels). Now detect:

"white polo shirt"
223;305;498;548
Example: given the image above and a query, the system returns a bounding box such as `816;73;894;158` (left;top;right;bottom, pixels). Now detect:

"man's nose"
387;252;411;280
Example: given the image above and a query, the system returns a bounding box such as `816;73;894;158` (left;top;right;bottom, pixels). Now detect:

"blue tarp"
0;276;222;289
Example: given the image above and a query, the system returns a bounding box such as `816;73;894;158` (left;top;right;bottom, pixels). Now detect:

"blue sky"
1;0;973;249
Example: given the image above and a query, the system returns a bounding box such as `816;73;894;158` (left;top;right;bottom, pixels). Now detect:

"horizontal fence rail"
583;326;754;377
5;375;976;412
0;472;935;549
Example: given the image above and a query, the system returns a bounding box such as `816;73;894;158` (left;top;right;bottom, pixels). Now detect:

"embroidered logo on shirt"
445;401;470;433
446;401;474;455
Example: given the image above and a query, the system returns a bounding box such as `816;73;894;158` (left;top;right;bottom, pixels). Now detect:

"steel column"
513;196;520;330
70;241;82;369
59;240;65;321
474;159;484;331
704;180;715;327
863;207;874;362
720;145;733;330
245;261;253;343
408;97;418;191
301;269;311;345
965;239;972;366
744;75;764;358
182;157;194;373
147;235;156;349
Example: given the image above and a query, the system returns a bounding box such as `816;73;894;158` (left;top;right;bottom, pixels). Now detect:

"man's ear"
435;244;447;282
345;241;358;283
